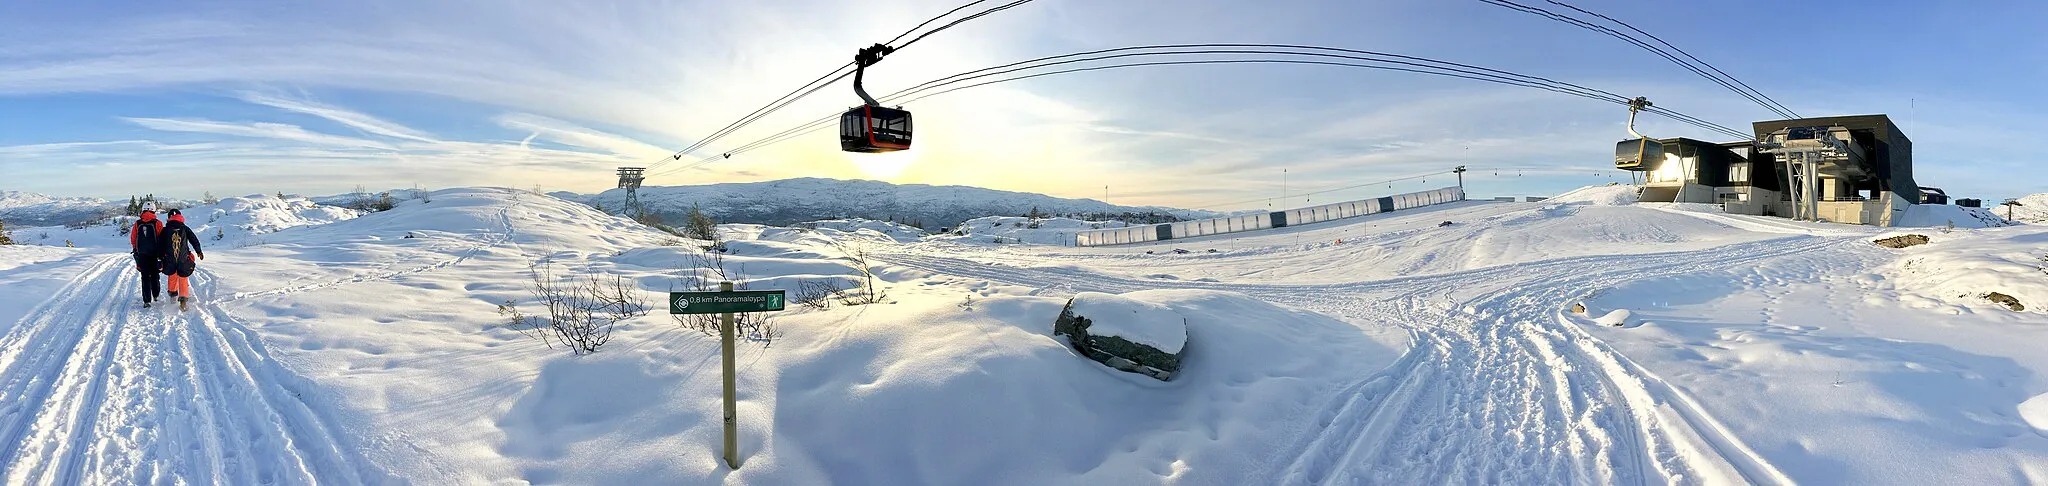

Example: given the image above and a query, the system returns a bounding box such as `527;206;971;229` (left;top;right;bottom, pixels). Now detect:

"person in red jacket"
157;209;205;311
129;204;165;307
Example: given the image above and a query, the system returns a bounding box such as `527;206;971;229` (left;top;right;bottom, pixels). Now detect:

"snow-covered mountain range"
556;177;1211;230
0;191;114;226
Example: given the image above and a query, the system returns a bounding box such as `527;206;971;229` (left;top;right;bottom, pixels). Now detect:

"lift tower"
617;167;646;219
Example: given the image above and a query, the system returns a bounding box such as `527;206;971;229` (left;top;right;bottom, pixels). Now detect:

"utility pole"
1453;166;1467;191
1282;169;1288;205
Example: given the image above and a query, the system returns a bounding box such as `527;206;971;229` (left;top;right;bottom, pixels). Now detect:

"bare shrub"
794;279;846;310
674;244;779;345
504;260;650;355
827;237;885;306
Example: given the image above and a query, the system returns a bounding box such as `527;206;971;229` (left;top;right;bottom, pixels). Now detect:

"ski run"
0;186;2044;484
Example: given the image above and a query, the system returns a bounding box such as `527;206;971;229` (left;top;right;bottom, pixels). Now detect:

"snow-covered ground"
0;185;2044;484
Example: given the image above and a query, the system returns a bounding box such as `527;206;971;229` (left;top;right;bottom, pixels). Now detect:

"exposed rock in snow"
1053;292;1188;381
1983;292;2025;312
1872;234;1930;248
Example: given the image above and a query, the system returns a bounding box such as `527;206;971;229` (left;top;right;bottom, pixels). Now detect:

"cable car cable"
883;54;1747;137
1533;0;1796;118
1478;0;1791;120
651;48;1749;178
1477;0;1796;120
653;55;1746;178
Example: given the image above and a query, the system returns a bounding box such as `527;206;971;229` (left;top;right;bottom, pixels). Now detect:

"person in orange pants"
157;209;205;311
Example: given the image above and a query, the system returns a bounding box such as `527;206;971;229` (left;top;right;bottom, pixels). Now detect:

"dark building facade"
1753;114;1918;204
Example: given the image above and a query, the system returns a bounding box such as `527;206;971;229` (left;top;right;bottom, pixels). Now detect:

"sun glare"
846;149;918;180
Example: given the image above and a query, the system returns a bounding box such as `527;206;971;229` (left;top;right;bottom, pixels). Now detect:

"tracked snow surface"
0;185;2044;484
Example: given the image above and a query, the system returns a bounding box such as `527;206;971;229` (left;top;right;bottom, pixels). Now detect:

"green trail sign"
671;290;786;314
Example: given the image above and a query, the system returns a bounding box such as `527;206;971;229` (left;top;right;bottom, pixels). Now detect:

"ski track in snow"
0;255;385;483
883;230;1830;485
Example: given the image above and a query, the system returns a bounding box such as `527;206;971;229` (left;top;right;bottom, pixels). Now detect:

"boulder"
1873;234;1930;249
1984;292;2025;312
1052;292;1188;381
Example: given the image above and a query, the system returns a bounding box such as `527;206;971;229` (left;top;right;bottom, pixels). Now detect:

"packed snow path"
0;255;381;484
886;234;1833;484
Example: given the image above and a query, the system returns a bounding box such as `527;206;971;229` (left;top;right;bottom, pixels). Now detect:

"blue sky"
3;0;2042;209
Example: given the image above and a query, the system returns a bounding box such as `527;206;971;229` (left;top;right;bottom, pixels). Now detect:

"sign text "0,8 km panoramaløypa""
670;290;786;314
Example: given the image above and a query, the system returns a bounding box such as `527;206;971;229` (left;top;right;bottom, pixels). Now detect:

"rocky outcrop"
1873;234;1930;249
1053;292;1187;381
1985;292;2025;312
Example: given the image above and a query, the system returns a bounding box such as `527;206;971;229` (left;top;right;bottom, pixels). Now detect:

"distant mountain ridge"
0;191;114;226
559;177;1210;229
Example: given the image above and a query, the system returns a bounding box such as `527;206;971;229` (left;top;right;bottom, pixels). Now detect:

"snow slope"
2011;193;2048;224
2;183;2045;483
568;177;1207;229
1884;227;2048;313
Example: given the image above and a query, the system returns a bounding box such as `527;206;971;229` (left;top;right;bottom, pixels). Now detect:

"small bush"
684;204;718;242
827;238;885;306
675;244;779;345
794;279;846;310
504;261;650;355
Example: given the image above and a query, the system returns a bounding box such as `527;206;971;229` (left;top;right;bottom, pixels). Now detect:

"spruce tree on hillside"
0;220;15;245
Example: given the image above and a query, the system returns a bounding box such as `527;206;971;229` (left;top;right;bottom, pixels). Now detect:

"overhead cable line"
647;47;1751;178
1477;0;1796;120
1535;0;1796;118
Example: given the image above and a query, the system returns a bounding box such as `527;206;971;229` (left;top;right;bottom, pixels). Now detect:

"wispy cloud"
238;91;438;142
495;113;671;159
121;117;394;149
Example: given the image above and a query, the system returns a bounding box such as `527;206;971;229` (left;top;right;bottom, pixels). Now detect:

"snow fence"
1074;186;1466;247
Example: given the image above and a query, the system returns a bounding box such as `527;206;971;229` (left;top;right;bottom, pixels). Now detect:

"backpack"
169;232;189;262
164;231;195;276
134;221;159;255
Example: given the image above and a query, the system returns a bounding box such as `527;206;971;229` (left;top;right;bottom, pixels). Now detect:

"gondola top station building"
1616;113;1929;226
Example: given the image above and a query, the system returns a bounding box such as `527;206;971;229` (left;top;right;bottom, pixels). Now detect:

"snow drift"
1883;227;2048;313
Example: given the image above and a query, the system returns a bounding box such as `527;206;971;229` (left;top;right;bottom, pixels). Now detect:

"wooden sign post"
670;283;786;469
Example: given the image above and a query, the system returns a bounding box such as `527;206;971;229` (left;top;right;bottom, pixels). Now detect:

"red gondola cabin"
841;105;913;153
